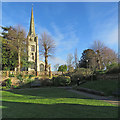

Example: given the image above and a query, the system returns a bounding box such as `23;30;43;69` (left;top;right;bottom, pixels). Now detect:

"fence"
1;71;62;78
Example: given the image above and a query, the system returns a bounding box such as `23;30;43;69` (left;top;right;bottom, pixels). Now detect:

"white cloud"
49;57;66;71
106;27;118;46
51;23;80;52
49;57;66;65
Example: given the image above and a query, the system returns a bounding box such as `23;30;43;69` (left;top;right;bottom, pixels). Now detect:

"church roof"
28;7;35;36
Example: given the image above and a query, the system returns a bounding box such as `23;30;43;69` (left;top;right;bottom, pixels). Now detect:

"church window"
40;64;44;72
31;45;35;51
32;55;34;60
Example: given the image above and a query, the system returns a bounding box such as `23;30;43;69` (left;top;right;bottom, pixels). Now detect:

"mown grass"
75;79;118;96
1;87;119;118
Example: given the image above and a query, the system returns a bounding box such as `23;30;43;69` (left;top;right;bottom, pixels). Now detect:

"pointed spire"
28;6;35;36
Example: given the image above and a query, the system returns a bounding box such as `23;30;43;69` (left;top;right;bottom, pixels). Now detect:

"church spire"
28;6;35;36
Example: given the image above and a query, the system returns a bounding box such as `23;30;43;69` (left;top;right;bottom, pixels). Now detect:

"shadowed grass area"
76;79;118;96
1;87;119;118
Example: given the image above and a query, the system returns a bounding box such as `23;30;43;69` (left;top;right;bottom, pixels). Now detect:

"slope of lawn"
1;87;118;118
76;79;118;96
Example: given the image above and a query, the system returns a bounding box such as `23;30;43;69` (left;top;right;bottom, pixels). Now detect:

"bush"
13;85;18;89
41;79;52;86
52;76;71;86
29;75;35;78
6;78;12;88
71;68;93;84
17;74;24;82
24;75;29;78
9;74;15;77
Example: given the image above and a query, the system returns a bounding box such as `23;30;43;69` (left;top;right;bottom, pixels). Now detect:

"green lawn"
76;79;118;96
1;87;118;118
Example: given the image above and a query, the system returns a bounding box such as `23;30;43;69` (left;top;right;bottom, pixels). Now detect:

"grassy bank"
75;79;118;96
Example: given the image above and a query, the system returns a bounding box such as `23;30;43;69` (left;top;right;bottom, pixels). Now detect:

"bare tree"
40;32;56;74
67;53;74;72
101;47;118;66
74;48;78;69
54;64;59;71
7;25;26;72
91;40;117;68
91;40;105;53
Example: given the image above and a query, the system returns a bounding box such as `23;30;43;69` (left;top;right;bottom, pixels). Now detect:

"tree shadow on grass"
6;87;91;99
2;101;119;119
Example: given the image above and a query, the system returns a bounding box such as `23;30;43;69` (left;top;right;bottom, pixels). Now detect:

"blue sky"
2;2;118;70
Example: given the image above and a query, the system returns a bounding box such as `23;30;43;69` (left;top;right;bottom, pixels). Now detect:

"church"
27;7;50;73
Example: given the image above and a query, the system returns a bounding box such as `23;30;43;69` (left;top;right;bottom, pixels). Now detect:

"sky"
1;2;118;70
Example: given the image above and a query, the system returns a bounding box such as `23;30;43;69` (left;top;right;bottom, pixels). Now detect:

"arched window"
31;45;35;51
40;64;44;72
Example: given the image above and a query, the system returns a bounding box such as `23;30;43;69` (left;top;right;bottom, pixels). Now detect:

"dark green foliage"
58;65;67;74
1;26;27;71
17;74;23;82
13;85;18;89
41;79;52;86
24;75;29;77
6;78;12;88
9;74;15;77
52;76;71;86
79;49;104;71
1;36;18;70
29;74;35;78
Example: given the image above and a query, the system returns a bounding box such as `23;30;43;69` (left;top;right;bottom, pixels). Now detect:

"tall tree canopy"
67;53;74;72
79;49;103;71
1;25;27;71
58;65;67;74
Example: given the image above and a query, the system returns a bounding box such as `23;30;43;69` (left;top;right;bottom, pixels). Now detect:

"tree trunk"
18;47;21;72
45;55;48;75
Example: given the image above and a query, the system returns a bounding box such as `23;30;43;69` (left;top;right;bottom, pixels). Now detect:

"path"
66;88;119;106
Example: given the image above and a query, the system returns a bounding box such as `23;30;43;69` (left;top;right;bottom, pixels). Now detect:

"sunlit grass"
1;87;119;118
1;90;117;107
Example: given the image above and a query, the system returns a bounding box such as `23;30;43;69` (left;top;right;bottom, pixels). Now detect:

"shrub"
9;74;15;77
6;78;12;88
13;85;17;89
29;75;35;78
24;75;29;77
71;68;93;84
52;76;71;86
41;79;52;86
17;74;24;82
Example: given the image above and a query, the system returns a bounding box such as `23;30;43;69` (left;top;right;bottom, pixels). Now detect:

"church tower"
27;7;39;72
